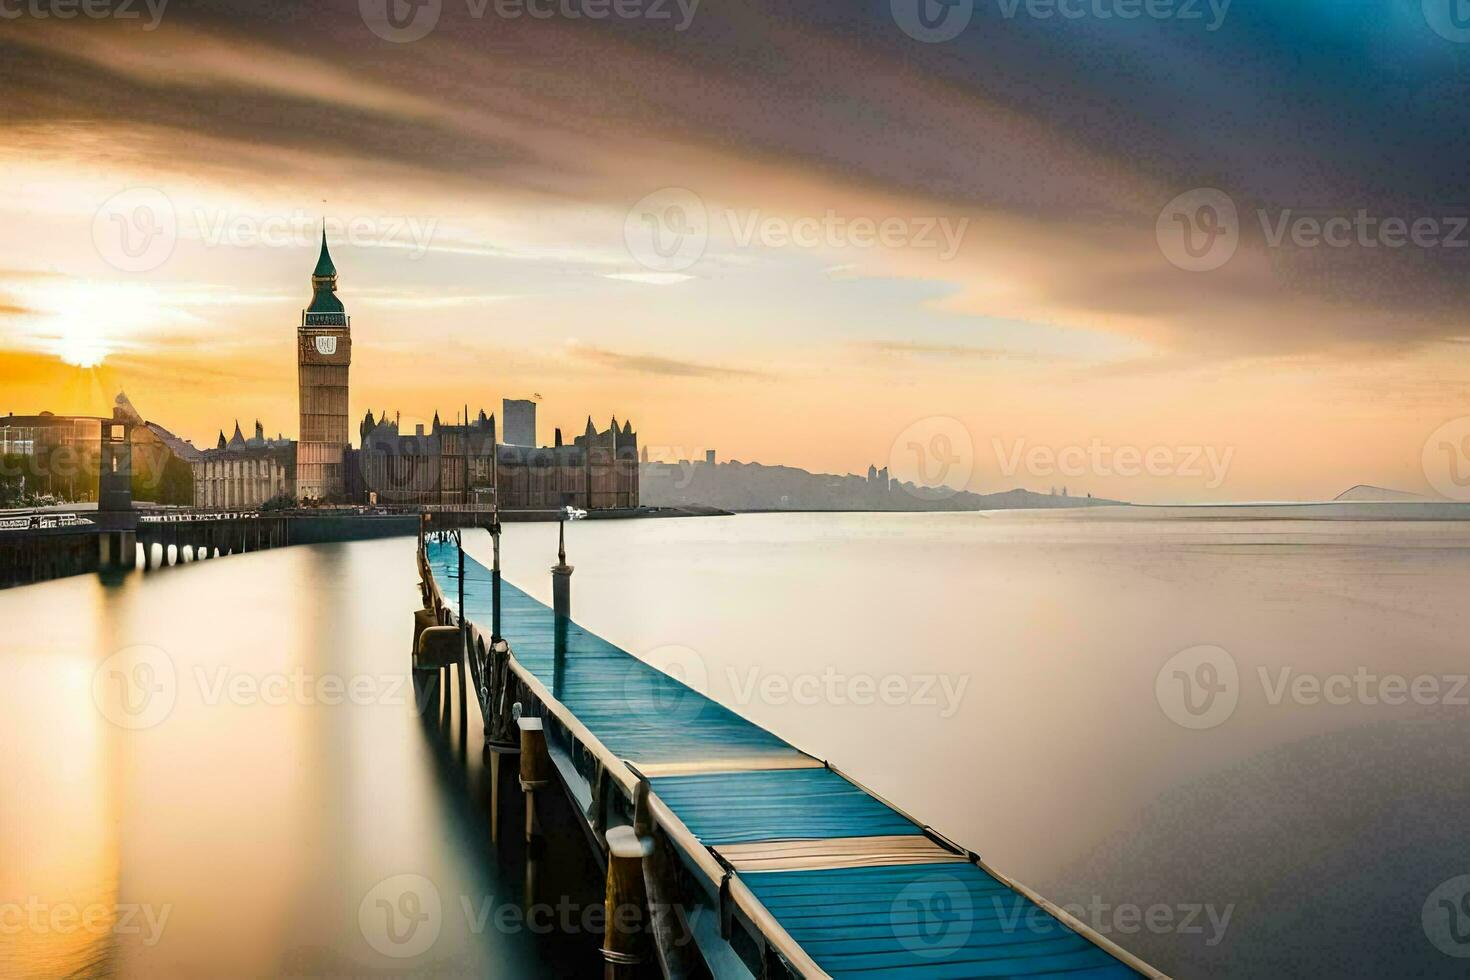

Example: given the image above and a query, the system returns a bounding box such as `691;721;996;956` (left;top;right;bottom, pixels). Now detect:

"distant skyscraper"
503;398;536;447
297;230;352;499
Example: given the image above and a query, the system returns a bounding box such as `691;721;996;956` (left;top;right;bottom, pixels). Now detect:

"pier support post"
602;826;654;980
518;716;551;846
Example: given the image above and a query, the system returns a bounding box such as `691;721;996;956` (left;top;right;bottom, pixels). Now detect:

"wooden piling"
518;716;550;845
602;826;654;979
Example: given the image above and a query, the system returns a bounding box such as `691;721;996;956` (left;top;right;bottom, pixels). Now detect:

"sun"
15;279;164;369
55;332;110;369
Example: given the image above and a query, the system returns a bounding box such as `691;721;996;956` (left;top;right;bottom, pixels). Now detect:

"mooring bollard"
602;825;654;979
415;624;460;720
411;606;440;714
518;716;550;846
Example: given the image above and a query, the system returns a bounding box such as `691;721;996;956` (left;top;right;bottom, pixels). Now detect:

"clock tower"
297;229;352;500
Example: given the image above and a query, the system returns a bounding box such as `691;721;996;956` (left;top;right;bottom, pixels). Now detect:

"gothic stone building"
350;411;638;510
191;421;294;509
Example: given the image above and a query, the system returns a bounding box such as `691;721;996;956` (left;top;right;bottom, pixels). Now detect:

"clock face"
315;336;338;356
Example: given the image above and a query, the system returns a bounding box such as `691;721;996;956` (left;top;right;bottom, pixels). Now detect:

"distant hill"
640;460;1123;512
1333;485;1429;502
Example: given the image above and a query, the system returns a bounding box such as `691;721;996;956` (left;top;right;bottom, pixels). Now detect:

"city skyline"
3;2;1469;502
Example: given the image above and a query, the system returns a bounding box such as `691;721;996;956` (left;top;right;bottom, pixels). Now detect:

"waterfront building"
0;393;197;507
350;411;638;510
191;421;294;510
296;231;352;500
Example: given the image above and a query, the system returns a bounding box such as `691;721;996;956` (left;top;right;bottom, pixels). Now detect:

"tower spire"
305;223;345;321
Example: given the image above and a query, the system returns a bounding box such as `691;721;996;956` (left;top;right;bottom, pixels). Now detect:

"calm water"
0;537;600;980
3;512;1468;978
492;511;1470;978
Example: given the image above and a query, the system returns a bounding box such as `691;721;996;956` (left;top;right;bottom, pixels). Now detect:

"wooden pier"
418;529;1166;980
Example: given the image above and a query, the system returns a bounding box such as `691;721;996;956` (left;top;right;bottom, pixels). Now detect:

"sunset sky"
2;0;1468;501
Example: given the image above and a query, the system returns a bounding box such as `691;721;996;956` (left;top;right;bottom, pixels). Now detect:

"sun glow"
14;280;166;368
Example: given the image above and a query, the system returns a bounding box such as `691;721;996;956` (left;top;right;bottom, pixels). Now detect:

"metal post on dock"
491;508;502;643
553;514;575;620
552;518;574;701
455;527;467;731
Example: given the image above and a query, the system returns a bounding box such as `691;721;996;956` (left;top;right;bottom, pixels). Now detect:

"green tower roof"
313;228;337;278
306;225;346;318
